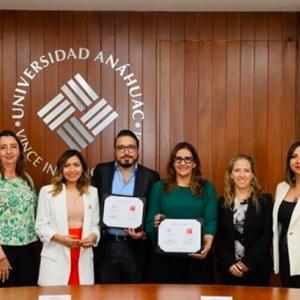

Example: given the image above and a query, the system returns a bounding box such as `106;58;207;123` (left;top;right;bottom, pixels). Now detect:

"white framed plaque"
157;219;202;253
102;195;145;229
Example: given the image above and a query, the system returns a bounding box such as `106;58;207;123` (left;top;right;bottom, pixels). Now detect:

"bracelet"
0;256;7;262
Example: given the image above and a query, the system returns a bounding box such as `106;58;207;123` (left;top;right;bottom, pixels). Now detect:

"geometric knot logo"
37;73;118;151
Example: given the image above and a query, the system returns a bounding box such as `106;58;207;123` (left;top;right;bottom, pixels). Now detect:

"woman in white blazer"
273;141;300;288
36;149;100;286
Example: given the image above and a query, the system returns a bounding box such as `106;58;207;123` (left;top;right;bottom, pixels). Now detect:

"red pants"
68;227;82;285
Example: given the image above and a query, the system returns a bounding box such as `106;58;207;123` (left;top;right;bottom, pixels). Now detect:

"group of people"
0;129;300;289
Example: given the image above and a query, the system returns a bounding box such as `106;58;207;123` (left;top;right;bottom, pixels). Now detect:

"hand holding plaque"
102;195;145;230
157;219;202;253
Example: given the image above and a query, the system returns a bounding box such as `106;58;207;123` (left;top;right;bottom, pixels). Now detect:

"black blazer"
215;193;273;273
92;161;160;214
92;161;160;280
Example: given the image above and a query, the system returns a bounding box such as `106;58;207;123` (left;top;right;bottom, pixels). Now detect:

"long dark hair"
285;141;300;185
0;130;33;189
51;149;90;196
164;142;205;196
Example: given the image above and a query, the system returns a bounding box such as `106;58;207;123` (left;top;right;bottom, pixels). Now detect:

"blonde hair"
223;154;261;210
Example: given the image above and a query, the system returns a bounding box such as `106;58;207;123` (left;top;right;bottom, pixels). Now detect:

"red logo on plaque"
129;205;136;212
186;228;193;234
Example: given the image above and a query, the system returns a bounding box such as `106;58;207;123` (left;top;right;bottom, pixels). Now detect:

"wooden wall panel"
170;41;184;146
239;41;254;155
86;12;101;168
253;41;268;189
129;13;143;156
30;12;45;188
0;12;2;128
226;41;240;161
58;12;73;158
198;41;213;179
296;13;300;141
157;40;171;175
0;11;299;197
211;41;227;193
267;41;283;192
143;13;157;170
282;41;297;173
100;12;115;163
2;12;16;129
184;42;199;146
115;12;129;139
43;12;59;184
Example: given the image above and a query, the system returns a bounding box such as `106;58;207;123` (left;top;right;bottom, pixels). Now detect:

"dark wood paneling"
115;12;129;135
268;41;283;192
142;13;157;170
2;12;16;129
226;41;240;161
86;11;101;168
129;13;143;157
282;41;297;173
100;12;115;163
198;41;213;179
0;11;299;197
170;41;184;147
211;41;227;193
157;41;171;176
30;12;45;188
253;41;268;189
184;42;199;147
43;12;59;184
239;40;254;155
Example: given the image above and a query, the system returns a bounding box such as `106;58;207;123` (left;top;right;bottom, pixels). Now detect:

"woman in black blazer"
215;154;273;286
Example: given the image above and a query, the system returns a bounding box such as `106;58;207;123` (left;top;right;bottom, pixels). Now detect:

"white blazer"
35;184;100;286
273;181;300;275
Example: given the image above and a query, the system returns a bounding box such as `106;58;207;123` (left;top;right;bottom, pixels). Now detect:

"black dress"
278;200;300;288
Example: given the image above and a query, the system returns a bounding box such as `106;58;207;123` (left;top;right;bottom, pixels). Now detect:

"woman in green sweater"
145;142;217;283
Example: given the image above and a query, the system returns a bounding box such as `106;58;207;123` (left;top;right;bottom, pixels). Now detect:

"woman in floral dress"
0;130;38;287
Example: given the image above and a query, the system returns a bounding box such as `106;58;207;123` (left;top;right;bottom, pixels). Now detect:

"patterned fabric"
233;198;249;260
0;176;38;245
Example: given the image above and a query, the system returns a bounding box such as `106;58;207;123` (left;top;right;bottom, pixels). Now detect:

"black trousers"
153;252;213;284
279;237;300;288
0;243;38;287
96;238;138;283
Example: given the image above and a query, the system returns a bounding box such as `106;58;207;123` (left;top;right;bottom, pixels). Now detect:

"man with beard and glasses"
92;129;159;283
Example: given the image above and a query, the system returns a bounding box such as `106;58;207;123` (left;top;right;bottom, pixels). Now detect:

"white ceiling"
0;0;300;11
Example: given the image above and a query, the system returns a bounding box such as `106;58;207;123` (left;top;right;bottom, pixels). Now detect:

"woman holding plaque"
0;130;38;287
273;141;300;288
35;149;100;286
216;154;272;286
145;142;217;283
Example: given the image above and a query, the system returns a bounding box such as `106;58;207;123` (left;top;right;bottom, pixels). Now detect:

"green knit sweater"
145;180;218;243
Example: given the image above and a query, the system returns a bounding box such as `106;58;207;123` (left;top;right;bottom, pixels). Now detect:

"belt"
105;234;130;242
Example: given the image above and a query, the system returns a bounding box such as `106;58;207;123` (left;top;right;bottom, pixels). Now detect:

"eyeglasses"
174;156;194;164
115;144;137;153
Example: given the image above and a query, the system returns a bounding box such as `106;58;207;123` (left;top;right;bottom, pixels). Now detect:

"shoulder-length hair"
51;149;90;196
223;154;261;209
0;129;33;189
163;142;205;196
285;141;300;185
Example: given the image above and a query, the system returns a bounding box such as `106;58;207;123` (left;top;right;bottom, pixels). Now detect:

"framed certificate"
157;218;203;254
101;194;145;230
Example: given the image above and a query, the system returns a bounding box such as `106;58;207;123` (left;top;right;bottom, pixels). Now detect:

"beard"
117;155;138;169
